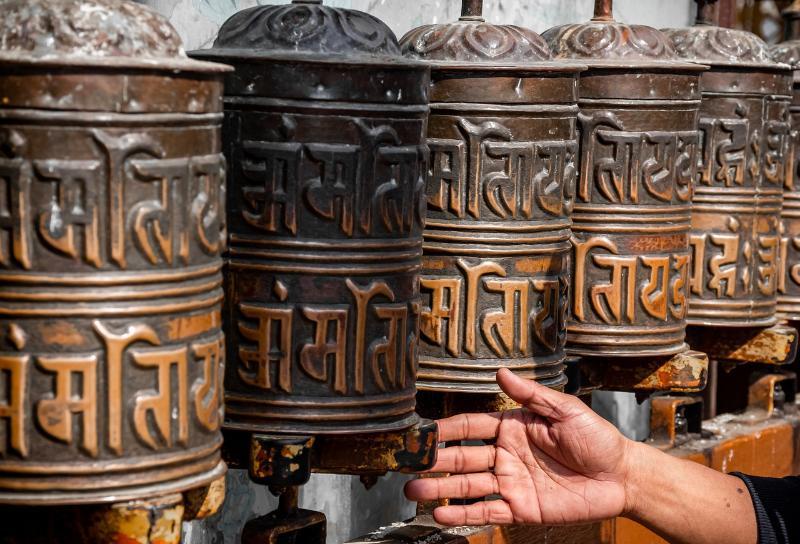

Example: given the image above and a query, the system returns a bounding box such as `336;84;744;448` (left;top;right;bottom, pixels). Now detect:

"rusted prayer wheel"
399;0;583;393
771;0;800;322
0;0;229;504
192;1;429;434
663;0;792;328
543;0;704;357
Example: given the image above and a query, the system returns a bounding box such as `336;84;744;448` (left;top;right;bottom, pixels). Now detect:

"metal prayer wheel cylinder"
191;1;430;434
771;0;800;321
663;2;792;327
0;0;229;504
399;2;583;392
542;1;704;357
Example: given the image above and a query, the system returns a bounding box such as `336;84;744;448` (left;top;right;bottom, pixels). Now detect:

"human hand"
404;368;635;526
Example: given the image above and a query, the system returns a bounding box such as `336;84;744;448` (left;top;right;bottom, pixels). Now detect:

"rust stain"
38;321;86;347
424;259;447;270
514;258;556;274
166;310;220;341
281;444;305;457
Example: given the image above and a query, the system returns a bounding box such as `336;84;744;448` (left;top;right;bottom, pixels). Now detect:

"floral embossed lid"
543;0;702;71
0;0;225;71
400;0;555;68
198;0;416;66
663;0;786;70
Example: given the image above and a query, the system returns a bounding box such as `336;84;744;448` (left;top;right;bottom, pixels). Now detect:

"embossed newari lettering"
299;307;348;395
697;115;748;187
426;123;577;220
35;159;103;267
419;262;565;359
36;355;98;457
0;354;28;457
572;236;690;325
579;112;698;203
238;303;293;393
132;346;189;450
419;277;462;356
192;337;223;432
0;129;33;270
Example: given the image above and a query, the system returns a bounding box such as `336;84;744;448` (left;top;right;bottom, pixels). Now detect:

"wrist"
620;439;652;519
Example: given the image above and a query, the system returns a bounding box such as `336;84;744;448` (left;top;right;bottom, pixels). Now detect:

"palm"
492;406;627;524
405;369;630;526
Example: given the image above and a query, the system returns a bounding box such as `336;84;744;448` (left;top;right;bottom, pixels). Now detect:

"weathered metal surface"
399;0;582;393
663;1;792;328
569;350;709;393
249;435;314;487
241;487;327;544
183;476;226;521
686;323;798;364
543;0;703;358
191;0;430;435
649;395;703;449
0;0;228;505
735;371;797;423
771;2;800;322
311;419;438;475
0;493;186;544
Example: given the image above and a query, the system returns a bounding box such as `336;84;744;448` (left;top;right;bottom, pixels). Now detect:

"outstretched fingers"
433;500;516;526
405;473;499;502
430;445;496;474
496;368;578;421
436;412;503;442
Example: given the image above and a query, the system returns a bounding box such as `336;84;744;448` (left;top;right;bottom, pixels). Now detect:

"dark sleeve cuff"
732;472;800;544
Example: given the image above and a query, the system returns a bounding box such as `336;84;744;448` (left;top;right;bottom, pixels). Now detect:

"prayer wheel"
192;1;430;433
543;0;704;357
399;0;583;392
663;0;792;327
771;0;800;322
0;0;229;504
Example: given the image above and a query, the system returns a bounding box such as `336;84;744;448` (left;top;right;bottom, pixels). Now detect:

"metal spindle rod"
461;0;483;18
593;0;613;21
783;0;800;41
694;0;718;26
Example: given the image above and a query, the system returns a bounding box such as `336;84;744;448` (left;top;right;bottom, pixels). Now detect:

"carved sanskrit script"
426;119;577;220
240;117;426;237
690;216;779;299
572;236;689;324
419;260;566;358
0;128;226;271
236;280;418;395
0;324;223;459
778;221;800;295
579;112;698;204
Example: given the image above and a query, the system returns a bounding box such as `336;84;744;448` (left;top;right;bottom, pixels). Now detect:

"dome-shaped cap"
770;40;800;69
205;0;407;64
0;0;223;71
542;0;701;70
662;0;785;69
401;21;552;65
770;0;800;70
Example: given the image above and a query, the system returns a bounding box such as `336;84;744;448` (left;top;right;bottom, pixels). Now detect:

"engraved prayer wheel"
399;1;583;392
191;1;430;433
771;0;800;321
543;0;704;357
663;0;792;327
0;0;229;504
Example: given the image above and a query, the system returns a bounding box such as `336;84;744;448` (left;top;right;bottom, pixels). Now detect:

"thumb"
496;368;578;421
